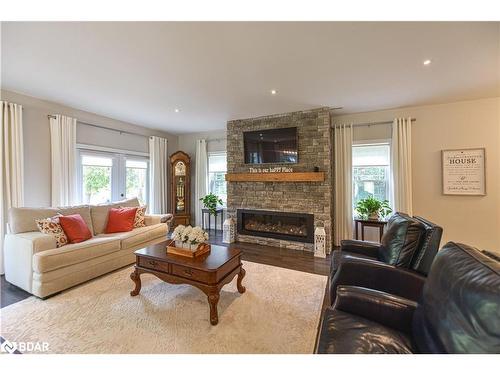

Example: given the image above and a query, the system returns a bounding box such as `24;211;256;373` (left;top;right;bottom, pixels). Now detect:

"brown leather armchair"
329;213;442;302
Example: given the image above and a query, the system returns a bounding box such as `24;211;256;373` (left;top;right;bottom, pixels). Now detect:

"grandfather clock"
170;151;191;226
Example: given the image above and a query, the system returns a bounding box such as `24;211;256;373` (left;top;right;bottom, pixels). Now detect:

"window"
208;152;227;206
352;142;391;213
78;149;149;205
126;159;148;205
81;154;113;204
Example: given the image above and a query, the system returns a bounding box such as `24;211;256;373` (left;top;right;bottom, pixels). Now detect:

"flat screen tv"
244;127;298;164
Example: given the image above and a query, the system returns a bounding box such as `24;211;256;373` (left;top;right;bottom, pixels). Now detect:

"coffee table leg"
237;266;246;294
130;268;142;296
207;293;220;325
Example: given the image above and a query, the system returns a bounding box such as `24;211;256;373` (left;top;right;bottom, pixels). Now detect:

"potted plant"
355;196;392;220
171;225;209;250
200;193;223;216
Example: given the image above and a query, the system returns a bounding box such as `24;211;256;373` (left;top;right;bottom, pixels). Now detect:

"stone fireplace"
237;209;314;243
226;107;333;252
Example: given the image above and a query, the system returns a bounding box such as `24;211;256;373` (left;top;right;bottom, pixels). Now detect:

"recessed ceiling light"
423;59;432;66
174;108;180;113
270;89;277;95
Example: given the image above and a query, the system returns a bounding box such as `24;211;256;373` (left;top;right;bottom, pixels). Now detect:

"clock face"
174;161;186;176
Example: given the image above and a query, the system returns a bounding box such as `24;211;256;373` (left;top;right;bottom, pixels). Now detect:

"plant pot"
368;212;380;221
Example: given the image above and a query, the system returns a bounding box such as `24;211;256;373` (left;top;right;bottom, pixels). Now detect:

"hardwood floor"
207;229;332;276
1;275;31;308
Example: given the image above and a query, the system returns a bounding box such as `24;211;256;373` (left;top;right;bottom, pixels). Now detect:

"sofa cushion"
33;237;121;273
98;223;167;249
379;212;426;267
317;309;414;354
8;205;93;234
90;198;140;235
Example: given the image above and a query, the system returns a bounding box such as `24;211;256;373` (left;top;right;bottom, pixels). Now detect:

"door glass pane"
126;159;148;205
81;155;112;204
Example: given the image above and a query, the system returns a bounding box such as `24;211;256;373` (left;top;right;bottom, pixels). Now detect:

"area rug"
0;261;327;353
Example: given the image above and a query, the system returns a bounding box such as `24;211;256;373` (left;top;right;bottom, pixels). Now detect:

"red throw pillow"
59;214;92;244
105;207;138;234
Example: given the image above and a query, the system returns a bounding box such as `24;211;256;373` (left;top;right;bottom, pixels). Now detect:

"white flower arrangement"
172;225;209;245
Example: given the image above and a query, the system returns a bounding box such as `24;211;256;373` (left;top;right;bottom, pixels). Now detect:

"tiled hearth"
226;108;333;252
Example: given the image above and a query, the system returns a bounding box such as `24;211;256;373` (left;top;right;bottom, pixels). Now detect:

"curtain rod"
333;118;416;128
206;137;225;142
47;114;150;138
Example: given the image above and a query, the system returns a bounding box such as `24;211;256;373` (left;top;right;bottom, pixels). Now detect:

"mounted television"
244;127;298;164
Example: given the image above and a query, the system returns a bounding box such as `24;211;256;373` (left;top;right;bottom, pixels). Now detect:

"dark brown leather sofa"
317;242;500;353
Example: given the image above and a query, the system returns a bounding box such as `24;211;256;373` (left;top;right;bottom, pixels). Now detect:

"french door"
77;149;149;205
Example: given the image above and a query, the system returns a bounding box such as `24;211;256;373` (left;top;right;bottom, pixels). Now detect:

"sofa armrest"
144;214;173;226
330;256;426;302
4;232;57;293
334;286;417;333
340;239;381;257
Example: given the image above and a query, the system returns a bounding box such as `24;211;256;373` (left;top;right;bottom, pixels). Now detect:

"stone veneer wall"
226;107;333;252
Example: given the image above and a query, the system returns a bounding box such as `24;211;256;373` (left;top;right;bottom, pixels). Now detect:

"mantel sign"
249;166;293;173
442;148;486;196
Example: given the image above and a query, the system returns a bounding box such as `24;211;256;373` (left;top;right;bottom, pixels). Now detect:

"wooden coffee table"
130;241;246;325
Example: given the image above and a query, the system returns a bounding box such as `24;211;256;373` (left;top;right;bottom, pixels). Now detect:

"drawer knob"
148;260;158;267
183;269;193;276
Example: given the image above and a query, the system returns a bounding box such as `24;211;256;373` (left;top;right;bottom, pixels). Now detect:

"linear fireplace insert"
237;209;314;243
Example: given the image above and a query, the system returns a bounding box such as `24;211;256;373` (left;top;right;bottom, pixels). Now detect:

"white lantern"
314;225;326;258
223;216;236;244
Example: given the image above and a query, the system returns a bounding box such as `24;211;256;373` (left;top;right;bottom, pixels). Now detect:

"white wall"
176;130;227;221
334;97;500;252
1;89;178;208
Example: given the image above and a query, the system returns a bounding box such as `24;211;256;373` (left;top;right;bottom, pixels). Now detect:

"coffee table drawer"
171;264;211;283
139;257;170;273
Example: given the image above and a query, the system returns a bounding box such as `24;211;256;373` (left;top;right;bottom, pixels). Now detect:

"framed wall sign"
442;148;486;196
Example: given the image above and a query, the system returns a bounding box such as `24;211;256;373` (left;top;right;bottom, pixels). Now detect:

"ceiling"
1;22;499;134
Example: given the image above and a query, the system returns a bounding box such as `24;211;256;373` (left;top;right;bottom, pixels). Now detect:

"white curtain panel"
334;124;353;246
148;136;168;214
391;117;413;215
1;101;24;274
49;115;77;206
194;139;208;227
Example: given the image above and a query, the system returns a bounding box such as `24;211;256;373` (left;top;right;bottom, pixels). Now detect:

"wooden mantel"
225;172;325;182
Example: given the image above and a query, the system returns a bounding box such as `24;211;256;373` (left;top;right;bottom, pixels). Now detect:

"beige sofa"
4;198;172;298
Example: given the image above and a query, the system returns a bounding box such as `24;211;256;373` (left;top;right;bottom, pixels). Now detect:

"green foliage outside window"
83;166;110;203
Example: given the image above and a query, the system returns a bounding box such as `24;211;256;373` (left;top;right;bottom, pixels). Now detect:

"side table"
354;218;388;242
201;208;224;232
